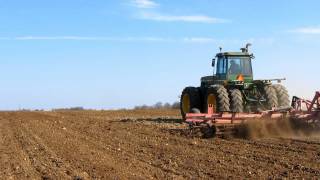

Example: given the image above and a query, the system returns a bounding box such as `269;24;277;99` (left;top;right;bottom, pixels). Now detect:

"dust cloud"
235;118;320;139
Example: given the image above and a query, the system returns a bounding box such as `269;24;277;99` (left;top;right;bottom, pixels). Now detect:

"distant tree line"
134;102;180;110
17;103;181;112
52;107;85;111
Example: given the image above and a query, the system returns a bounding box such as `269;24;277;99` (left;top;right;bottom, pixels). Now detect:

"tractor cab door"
215;57;227;80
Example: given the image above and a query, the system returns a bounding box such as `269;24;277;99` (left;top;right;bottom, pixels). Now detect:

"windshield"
228;57;252;76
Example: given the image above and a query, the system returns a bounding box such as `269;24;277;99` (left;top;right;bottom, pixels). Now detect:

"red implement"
290;91;320;125
186;91;320;135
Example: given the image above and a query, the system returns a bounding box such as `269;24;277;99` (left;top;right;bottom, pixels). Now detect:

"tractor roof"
216;52;250;57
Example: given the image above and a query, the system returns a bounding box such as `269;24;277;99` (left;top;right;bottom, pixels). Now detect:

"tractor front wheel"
229;89;244;113
205;86;230;113
180;87;201;120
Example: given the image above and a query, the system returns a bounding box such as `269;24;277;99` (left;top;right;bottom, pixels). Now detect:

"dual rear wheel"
272;84;290;107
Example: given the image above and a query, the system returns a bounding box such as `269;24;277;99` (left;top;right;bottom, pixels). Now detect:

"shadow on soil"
118;118;183;124
117;118;200;138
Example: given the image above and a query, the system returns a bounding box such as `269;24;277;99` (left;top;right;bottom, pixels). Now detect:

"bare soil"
0;110;319;179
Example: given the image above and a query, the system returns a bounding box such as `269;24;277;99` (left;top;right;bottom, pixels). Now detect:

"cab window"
216;57;227;74
228;57;252;75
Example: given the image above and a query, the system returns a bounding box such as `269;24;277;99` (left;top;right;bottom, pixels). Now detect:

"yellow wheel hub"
207;94;217;113
182;94;190;114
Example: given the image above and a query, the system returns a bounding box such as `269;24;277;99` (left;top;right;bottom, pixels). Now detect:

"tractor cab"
213;44;254;83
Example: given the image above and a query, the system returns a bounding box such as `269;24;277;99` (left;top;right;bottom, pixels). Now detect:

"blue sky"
0;0;319;110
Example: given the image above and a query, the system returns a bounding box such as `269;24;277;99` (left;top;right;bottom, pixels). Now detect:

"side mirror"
212;58;215;67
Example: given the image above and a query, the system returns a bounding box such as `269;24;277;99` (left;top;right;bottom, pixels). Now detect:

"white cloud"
245;37;275;45
15;36;101;40
131;0;158;9
183;37;217;43
128;1;229;24
13;36;216;43
123;37;173;42
183;37;275;45
139;12;229;23
11;36;174;42
291;26;320;34
1;36;274;45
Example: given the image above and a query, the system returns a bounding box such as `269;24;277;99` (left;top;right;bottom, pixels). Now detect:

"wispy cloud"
182;37;217;43
131;0;158;9
128;0;229;24
290;26;320;34
116;36;173;42
15;36;101;40
6;36;174;42
183;37;275;45
139;12;229;23
0;36;273;45
245;37;275;45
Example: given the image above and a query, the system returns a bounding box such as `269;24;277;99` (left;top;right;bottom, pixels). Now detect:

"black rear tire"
180;87;202;120
205;85;230;113
229;89;244;113
263;85;278;109
272;84;290;107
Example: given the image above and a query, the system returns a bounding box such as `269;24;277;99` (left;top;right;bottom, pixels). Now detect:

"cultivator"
186;91;320;137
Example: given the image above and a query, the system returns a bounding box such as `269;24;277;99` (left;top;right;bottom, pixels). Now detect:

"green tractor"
180;44;290;119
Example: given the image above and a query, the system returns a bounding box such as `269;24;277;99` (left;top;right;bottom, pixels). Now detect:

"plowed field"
0;110;319;179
